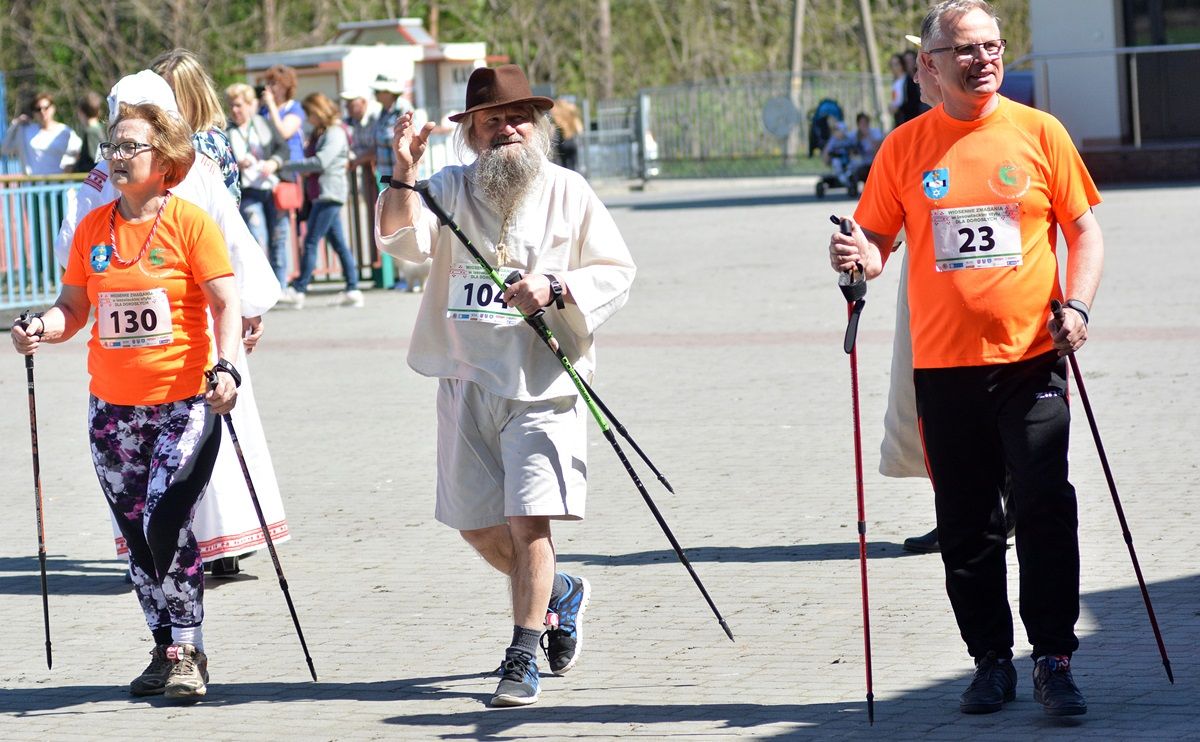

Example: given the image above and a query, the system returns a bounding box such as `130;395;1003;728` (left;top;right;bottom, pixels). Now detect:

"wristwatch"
544;274;565;309
1064;299;1090;326
210;358;242;388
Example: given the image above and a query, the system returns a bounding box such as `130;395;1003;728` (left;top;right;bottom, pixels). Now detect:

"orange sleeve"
182;203;233;284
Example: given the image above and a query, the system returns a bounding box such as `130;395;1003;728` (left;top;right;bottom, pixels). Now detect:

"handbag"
273;180;303;211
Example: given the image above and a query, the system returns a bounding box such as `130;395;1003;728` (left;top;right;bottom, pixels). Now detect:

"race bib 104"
931;203;1022;272
97;288;173;349
446;263;523;326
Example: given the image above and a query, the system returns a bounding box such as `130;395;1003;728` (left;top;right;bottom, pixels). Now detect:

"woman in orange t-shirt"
9;102;240;702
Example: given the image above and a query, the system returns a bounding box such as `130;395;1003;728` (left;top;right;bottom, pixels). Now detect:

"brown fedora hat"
448;65;554;123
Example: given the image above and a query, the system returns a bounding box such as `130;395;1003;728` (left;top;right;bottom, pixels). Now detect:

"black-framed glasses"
99;141;154;160
33;103;53;112
924;38;1006;60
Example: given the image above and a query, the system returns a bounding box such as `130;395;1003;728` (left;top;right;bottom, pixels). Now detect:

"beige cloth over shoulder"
880;247;929;478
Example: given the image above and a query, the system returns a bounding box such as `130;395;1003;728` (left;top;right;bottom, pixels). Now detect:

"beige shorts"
435;378;588;531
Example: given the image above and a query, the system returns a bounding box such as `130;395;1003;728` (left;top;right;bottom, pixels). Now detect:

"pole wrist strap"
1065;298;1090;326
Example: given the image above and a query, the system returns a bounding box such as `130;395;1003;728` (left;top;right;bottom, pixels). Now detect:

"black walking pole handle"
830;217;867;354
504;270;547;321
16;310;36;371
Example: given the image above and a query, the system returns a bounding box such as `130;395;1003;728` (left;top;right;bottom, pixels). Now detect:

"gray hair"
920;0;1000;48
453;104;557;163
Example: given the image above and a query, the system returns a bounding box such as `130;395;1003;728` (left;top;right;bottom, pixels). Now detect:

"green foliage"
0;0;1030;116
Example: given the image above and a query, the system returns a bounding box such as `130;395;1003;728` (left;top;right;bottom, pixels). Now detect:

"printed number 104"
462;282;508;309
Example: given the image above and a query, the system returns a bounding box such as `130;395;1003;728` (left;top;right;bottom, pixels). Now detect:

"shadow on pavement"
0;575;1191;739
558;541;912;566
0;555;127;596
0;555;259;595
615;192;816;212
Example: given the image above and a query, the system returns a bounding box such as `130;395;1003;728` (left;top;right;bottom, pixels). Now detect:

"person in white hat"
55;68;290;592
339;90;376;163
368;73;414;185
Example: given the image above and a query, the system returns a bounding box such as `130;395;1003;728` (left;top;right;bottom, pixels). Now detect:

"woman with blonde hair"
12;101;240;701
280;92;361;307
150;48;240;202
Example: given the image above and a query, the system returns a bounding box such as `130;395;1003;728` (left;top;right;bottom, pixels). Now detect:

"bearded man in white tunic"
376;64;635;708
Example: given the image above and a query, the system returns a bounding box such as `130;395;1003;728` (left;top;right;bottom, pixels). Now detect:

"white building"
243;18;489;124
1025;0;1199;180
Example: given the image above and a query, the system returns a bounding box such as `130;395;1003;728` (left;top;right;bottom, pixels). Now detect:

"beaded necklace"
107;193;171;269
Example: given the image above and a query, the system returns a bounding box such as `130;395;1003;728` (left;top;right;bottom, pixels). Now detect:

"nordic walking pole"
1050;300;1173;683
17;311;52;670
410;180;732;641
207;372;318;680
832;216;874;724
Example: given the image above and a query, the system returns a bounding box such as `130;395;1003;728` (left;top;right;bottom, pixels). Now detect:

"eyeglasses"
924;38;1006;61
99;141;154;160
33;104;53;112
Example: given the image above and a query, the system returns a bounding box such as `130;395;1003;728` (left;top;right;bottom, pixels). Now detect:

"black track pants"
915;351;1080;661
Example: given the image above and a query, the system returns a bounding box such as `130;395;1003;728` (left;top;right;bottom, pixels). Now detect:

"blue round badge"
90;244;112;272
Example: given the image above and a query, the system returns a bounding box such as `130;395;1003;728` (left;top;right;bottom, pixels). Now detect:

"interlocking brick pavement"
0;177;1196;740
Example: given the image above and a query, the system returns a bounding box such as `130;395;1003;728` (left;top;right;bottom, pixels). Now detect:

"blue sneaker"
542;574;590;675
491;648;539;707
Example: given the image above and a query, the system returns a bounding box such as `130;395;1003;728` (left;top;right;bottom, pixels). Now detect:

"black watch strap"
210;358;242;388
544;274;565;309
388;178;418;191
1065;299;1090;326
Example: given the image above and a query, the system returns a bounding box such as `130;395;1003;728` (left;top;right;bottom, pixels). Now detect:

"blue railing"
1;174;84;310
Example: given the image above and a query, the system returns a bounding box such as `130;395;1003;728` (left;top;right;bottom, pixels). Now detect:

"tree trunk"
597;0;613;99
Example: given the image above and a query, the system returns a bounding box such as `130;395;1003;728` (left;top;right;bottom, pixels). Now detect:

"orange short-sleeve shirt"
855;96;1101;369
62;196;234;405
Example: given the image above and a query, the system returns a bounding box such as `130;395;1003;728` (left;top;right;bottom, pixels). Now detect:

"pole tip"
721;621;735;642
867;693;875;724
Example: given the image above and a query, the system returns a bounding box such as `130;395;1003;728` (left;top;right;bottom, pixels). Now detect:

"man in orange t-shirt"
829;0;1103;719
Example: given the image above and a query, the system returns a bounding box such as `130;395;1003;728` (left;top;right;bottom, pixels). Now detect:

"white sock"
171;625;204;652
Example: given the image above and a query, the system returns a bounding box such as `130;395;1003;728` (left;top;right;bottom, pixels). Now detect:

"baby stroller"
816;147;871;198
808;98;844;157
815;124;872;199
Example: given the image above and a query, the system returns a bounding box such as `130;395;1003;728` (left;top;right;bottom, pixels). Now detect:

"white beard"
470;124;551;216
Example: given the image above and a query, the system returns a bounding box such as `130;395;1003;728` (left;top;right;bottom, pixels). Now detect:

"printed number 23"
958;226;995;253
109;309;158;334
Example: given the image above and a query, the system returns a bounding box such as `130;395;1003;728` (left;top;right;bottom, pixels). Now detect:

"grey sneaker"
491;649;540;707
129;644;172;696
163;644;209;700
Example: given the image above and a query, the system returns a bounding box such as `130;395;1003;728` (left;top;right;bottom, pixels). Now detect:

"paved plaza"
0;177;1197;740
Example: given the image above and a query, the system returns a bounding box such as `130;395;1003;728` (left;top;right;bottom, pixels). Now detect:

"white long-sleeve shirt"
376;160;635;401
2;121;82;175
55;154;280;317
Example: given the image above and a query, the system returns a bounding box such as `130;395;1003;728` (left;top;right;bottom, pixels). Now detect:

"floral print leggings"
88;395;221;642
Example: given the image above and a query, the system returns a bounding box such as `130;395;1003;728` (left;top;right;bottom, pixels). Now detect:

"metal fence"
643;71;880;162
576;70;884;180
0;175;78;310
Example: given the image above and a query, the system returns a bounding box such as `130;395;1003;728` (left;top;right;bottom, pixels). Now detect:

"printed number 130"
109;309;158;334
